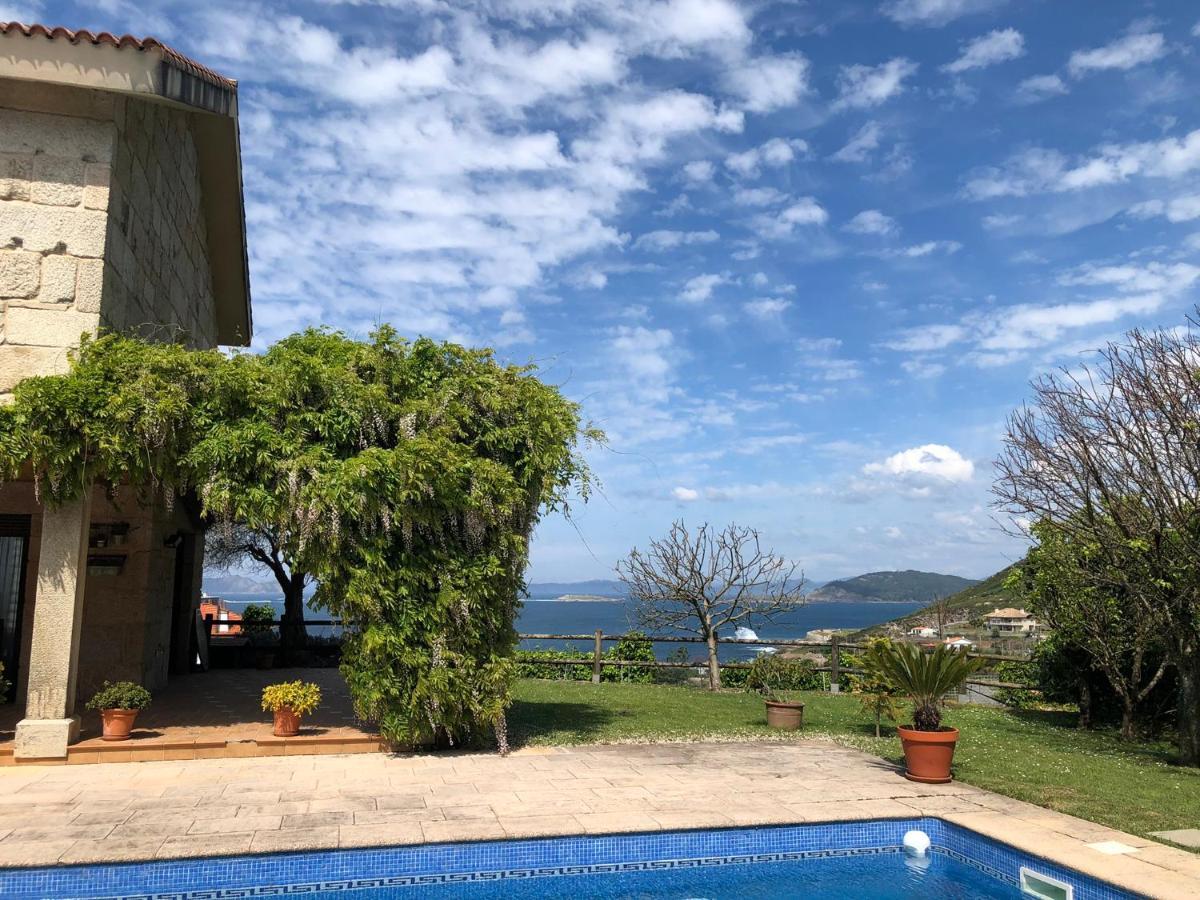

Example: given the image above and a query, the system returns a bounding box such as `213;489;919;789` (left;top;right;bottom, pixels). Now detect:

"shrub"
85;681;152;711
849;638;903;737
743;654;819;700
873;643;983;731
610;631;655;683
261;680;322;716
241;603;276;636
514;648;592;681
0;661;10;699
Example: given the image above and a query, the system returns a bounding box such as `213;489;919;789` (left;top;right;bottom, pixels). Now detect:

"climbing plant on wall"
0;328;596;749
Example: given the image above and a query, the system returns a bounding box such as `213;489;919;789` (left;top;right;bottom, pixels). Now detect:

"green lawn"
508;678;1200;843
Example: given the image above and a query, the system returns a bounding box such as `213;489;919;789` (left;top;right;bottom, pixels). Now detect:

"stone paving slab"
0;739;1195;898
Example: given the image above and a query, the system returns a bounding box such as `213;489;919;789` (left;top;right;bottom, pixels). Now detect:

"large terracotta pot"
897;725;959;783
764;700;805;730
100;709;139;742
273;706;301;737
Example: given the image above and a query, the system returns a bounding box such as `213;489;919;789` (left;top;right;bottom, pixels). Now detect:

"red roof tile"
0;22;236;90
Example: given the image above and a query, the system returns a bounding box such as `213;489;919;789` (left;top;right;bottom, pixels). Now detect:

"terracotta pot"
100;708;139;742
273;706;301;737
897;725;959;783
764;699;805;730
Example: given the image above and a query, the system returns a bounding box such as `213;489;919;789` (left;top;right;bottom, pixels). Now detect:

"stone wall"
0;83;220;402
103;97;218;347
0;84;114;395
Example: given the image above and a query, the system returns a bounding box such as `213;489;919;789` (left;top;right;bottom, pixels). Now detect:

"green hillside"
809;569;979;604
856;564;1020;635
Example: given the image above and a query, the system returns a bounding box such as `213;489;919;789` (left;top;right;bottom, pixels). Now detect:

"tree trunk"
1077;678;1092;730
279;573;308;663
705;631;721;691
1177;656;1200;767
1120;697;1135;742
874;709;881;739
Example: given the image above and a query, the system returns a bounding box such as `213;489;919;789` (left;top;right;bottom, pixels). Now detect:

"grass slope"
509;678;1200;843
810;569;979;603
853;564;1020;637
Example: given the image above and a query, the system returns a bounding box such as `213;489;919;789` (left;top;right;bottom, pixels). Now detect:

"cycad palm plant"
875;642;983;731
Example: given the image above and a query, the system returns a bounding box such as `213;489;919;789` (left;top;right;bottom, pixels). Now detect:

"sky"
15;0;1200;583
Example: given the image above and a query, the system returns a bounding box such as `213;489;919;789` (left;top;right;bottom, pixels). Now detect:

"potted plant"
241;603;278;669
261;680;322;737
85;681;152;741
874;642;982;783
745;654;810;730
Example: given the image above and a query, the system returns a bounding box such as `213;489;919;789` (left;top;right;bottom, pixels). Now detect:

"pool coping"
0;741;1196;898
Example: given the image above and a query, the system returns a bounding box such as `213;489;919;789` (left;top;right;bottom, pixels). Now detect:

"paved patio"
0;740;1197;897
0;669;386;763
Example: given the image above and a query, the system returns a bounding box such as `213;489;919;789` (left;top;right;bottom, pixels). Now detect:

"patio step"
0;734;393;765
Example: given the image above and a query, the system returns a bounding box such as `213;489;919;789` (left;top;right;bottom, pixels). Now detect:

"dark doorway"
0;515;31;702
168;532;199;676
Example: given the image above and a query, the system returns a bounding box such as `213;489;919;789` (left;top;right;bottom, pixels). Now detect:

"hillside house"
0;23;250;760
984;607;1039;635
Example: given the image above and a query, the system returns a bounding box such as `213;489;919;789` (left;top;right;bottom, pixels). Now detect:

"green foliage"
742;654;820;700
873;642;983;731
0;662;10;699
611;631;656;683
849;637;904;737
0;328;595;750
241;603;276;635
514;632;659;684
261;680;322;716
85;681;152;711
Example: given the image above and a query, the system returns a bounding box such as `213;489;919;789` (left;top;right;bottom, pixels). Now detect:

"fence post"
830;634;841;693
591;629;603;684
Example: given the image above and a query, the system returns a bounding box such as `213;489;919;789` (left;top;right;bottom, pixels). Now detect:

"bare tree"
994;320;1200;764
616;521;805;689
206;524;311;661
928;595;952;638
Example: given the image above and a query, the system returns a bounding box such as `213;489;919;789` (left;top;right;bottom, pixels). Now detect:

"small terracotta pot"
764;699;805;730
897;725;959;783
273;706;301;737
100;709;139;742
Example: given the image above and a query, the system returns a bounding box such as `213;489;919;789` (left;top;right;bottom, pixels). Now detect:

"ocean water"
209;592;919;661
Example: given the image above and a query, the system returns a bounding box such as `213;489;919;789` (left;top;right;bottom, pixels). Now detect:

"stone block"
82;163;110;210
30;156;85;207
0;345;71;391
0;153;34;202
0;110;115;164
5;306;98;346
12;206;108;258
75;258;104;312
13;717;79;760
37;255;76;304
0;249;40;298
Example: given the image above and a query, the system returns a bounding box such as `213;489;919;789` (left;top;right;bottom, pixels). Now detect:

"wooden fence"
204;615;1029;693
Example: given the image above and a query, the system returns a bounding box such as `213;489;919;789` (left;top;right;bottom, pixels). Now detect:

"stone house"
0;24;251;760
983;607;1039;635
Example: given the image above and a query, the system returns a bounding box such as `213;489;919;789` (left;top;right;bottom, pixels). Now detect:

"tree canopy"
0;328;596;748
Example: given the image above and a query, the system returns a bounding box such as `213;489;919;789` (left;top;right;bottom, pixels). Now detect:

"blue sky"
17;0;1200;582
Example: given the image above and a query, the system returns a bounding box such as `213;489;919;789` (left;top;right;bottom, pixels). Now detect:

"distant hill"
855;564;1020;636
808;570;979;604
526;579;627;598
204;574;278;595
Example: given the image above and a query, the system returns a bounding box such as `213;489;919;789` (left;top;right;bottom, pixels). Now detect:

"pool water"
304;851;1015;898
0;818;1137;900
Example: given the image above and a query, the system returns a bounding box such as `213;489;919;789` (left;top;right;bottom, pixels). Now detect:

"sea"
210;591;921;662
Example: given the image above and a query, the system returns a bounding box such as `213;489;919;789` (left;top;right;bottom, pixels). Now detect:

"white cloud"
943;28;1025;74
884;324;968;352
883;0;1005;27
830;121;882;163
1127;195;1200;224
885;240;961;257
884;526;904;539
634;229;720;251
1056;261;1200;294
734;186;788;206
834;58;919;110
745;297;792;318
725;138;807;177
864;444;974;483
844;209;899;236
901;359;947;379
1067;32;1167;77
962;130;1200;199
672;486;700;502
724;54;811;113
679;273;727;302
682;159;715;183
754;197;830;238
1014;73;1068;103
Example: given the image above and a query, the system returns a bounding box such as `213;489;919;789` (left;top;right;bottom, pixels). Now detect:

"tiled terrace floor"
0;740;1197;897
0;669;383;762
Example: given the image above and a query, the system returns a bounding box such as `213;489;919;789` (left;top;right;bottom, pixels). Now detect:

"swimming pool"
0;817;1139;899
